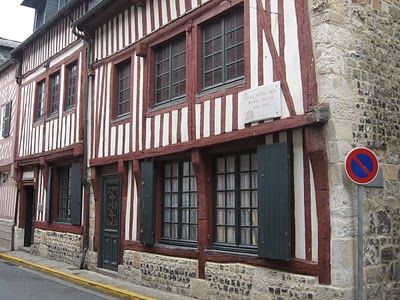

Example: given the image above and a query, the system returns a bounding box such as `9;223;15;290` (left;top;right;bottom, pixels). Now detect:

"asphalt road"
0;259;119;300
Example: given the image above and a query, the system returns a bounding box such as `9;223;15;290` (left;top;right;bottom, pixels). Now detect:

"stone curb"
0;252;154;300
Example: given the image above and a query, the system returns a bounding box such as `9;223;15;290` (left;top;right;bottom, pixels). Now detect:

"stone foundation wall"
118;251;354;299
119;250;198;295
31;229;83;267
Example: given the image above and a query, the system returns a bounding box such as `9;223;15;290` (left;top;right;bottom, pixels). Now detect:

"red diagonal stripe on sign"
353;155;372;177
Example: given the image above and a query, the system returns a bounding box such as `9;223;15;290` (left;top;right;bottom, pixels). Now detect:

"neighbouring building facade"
1;0;398;299
0;46;19;249
11;0;94;264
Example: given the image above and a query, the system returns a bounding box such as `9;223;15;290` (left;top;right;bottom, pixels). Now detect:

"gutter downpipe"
72;25;92;270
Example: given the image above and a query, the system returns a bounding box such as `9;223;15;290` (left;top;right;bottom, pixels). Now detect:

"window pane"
217;209;225;225
241;191;250;207
217;226;225;243
227;227;235;244
226;192;235;208
241;209;250;226
226;174;235;190
217;158;225;172
182;177;190;191
190;193;197;207
217;175;225;190
182;193;189;206
182;225;189;240
227;209;235;225
240;172;250;189
217;192;225;207
241;228;250;245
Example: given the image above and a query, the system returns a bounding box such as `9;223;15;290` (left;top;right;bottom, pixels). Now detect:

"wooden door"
101;176;121;271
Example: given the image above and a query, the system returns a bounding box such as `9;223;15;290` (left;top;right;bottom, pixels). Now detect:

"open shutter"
45;167;52;223
140;160;155;245
258;142;292;261
70;163;82;225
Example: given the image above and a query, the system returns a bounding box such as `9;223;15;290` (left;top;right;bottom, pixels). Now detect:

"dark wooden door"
101;176;121;271
24;187;34;247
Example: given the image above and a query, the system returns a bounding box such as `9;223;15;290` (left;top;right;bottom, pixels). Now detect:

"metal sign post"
344;147;381;300
357;185;364;300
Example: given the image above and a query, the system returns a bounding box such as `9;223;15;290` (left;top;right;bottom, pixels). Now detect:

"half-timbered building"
73;0;334;296
0;53;19;250
11;0;96;264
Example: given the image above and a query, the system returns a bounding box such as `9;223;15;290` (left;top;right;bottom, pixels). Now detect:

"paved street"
0;259;119;300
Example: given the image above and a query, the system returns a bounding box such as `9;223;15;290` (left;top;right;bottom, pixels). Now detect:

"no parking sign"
345;147;379;185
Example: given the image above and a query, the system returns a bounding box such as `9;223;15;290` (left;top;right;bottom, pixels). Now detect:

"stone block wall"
31;229;83;267
119;250;198;295
118;252;354;299
310;0;400;298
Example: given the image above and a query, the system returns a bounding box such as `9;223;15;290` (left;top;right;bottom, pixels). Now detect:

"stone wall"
119;250;198;295
118;252;354;299
310;0;400;298
31;229;83;267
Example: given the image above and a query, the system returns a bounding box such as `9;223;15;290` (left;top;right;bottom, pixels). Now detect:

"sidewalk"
0;249;195;300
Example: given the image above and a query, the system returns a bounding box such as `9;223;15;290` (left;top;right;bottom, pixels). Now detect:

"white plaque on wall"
239;81;282;124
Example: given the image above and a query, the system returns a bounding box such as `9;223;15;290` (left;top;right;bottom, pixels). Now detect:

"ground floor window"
58;166;72;221
162;160;198;244
215;153;258;250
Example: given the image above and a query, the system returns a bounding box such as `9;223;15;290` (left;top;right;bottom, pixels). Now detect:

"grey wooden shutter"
140;160;155;245
45;167;52;223
257;142;292;261
70;163;82;225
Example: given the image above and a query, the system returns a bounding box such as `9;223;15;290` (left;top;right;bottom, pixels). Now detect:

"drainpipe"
72;25;92;269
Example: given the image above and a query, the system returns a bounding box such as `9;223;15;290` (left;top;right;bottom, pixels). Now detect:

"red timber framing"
80;0;331;284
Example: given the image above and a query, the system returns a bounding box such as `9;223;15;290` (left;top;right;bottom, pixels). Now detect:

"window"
154;37;186;104
36;80;46;120
215;153;258;249
116;61;131;117
65;62;78;109
162;160;197;244
202;6;244;89
47;163;82;225
1;102;11;138
58;166;72;221
49;72;60;115
0;172;9;185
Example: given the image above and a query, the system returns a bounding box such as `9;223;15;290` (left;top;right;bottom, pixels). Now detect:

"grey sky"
0;0;35;43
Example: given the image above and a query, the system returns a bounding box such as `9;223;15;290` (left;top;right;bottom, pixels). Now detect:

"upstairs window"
36;80;46;120
154;36;186;105
65;62;78;109
202;6;244;90
1;102;11;138
49;72;60;115
116;61;131;117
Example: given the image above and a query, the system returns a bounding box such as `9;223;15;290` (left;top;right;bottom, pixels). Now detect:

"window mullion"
221;17;226;84
168;44;172;103
178;161;182;240
235;155;240;246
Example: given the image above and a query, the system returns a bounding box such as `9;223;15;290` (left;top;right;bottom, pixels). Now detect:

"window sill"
159;239;198;249
46;113;59;122
63;106;76;116
146;97;187;117
34;221;82;235
196;78;246;103
112;114;130;125
211;243;258;256
33;118;44;127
